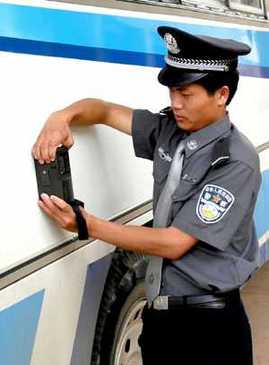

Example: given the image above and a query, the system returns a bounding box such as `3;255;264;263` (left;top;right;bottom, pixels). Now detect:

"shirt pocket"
173;155;214;200
172;179;200;202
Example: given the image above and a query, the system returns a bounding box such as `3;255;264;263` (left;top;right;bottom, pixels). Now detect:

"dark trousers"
139;291;253;365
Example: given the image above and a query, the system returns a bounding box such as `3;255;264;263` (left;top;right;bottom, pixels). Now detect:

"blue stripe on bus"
0;36;164;67
254;169;269;239
240;64;269;78
0;290;44;365
254;168;269;266
253;169;269;267
258;240;269;266
71;255;112;365
0;3;269;77
2;36;269;79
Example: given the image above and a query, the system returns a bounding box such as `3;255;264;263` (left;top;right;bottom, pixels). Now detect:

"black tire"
91;249;148;365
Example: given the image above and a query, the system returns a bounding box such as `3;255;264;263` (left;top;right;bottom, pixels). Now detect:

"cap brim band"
158;66;208;87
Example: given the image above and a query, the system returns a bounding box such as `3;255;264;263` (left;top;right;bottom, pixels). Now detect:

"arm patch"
196;184;235;224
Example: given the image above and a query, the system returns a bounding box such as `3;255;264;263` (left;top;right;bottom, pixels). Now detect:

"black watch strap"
69;199;89;240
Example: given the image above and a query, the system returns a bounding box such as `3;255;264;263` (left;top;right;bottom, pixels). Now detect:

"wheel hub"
114;298;146;365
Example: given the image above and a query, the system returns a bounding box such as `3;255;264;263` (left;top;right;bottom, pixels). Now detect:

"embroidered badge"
164;33;180;55
196;184;234;224
158;147;172;162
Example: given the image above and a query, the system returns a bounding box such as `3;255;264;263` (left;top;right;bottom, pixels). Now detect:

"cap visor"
158;66;208;87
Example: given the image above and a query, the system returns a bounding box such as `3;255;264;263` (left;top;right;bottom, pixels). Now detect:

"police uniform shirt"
132;109;261;296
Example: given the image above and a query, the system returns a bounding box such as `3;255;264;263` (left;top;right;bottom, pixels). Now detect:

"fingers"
38;196;63;227
40;194;72;214
41;144;51;163
50;195;73;213
32;113;74;163
33;141;66;164
38;193;77;232
32;143;43;164
64;134;74;149
47;144;57;163
33;139;60;164
39;194;63;221
32;138;56;164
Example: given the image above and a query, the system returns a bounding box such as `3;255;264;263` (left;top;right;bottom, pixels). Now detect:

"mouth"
175;115;186;123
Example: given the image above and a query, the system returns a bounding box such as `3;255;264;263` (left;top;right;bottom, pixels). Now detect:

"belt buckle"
153;296;169;310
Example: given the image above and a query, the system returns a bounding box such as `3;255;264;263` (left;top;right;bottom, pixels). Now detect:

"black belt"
152;291;239;310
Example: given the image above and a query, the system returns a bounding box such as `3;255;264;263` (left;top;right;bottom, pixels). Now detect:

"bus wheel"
91;249;147;365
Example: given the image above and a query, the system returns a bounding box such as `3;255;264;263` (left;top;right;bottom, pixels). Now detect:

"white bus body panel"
0;50;156;273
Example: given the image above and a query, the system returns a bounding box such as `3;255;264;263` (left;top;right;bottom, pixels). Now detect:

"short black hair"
195;70;239;105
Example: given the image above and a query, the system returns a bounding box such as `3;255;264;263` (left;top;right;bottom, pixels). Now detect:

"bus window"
159;0;180;3
158;0;229;8
228;0;265;14
230;0;261;6
143;0;267;18
181;0;227;9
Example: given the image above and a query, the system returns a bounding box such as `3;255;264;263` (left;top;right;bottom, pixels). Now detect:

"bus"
0;0;268;364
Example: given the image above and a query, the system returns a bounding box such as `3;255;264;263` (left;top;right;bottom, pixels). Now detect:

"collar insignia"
187;140;198;150
158;147;172;162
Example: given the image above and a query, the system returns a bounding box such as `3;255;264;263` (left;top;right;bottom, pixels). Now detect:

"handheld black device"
34;146;74;202
34;146;88;240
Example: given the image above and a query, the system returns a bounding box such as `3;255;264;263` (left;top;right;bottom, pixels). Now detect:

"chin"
176;121;192;132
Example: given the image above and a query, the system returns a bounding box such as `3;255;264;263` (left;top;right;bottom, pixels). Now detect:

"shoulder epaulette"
211;137;230;168
159;106;173;116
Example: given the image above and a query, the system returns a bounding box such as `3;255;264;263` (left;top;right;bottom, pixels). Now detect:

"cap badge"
164;33;180;55
187;140;198;150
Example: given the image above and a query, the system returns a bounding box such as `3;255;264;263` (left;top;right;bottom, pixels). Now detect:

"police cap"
157;26;251;87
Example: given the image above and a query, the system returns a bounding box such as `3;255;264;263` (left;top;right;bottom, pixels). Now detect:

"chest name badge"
196;184;234;224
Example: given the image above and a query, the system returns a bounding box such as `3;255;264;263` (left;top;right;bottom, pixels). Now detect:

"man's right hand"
32;99;133;164
32;110;74;164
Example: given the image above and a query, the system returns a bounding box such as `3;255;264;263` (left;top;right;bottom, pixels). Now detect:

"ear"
216;86;229;107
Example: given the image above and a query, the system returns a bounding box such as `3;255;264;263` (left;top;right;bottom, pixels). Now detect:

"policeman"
33;26;261;365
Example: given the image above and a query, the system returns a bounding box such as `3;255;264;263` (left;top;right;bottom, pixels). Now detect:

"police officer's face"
169;84;228;132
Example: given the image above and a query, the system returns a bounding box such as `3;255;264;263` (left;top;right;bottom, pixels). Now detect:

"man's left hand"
39;193;78;232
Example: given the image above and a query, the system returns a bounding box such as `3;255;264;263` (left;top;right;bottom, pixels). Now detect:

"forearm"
60;98;109;126
87;215;196;260
33;98;133;162
59;98;133;134
38;195;198;259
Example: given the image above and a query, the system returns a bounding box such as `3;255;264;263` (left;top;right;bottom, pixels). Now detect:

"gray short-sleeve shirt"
132;108;261;296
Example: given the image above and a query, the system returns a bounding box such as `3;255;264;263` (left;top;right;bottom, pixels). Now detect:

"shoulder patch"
196;184;234;224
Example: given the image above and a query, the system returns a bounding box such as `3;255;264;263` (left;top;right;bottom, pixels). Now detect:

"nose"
170;91;184;110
